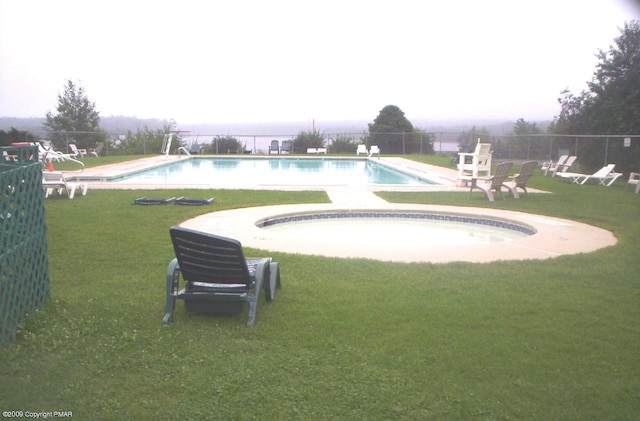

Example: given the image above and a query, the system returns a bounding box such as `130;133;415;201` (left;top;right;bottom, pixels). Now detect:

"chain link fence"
8;130;640;174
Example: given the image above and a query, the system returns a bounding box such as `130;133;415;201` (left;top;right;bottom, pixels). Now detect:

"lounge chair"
317;147;327;154
306;148;317;154
556;164;623;186
163;227;281;326
469;162;513;201
550;155;577;177
356;144;368;155
68;143;86;158
457;139;492;183
503;160;537;198
42;171;88;199
89;142;104;157
268;140;280;154
626;172;640;193
369;145;381;157
542;155;567;176
37;142;67;163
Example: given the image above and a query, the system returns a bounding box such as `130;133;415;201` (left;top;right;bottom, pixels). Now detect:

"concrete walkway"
325;187;390;206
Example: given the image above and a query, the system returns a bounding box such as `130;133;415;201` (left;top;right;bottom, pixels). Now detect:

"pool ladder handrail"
162;133;192;157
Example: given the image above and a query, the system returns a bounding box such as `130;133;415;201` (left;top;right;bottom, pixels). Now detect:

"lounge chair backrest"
490;162;513;187
281;140;291;152
555;155;577;174
562;155;576;167
170;227;251;286
592;164;615;178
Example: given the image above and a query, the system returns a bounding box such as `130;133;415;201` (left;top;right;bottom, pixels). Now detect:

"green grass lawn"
1;157;639;420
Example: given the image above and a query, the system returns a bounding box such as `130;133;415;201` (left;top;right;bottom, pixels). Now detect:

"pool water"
259;212;533;247
113;158;434;186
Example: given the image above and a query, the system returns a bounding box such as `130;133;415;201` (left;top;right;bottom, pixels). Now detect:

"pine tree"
43;80;106;150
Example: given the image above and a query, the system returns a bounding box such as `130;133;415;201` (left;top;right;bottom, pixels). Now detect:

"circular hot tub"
256;210;535;247
179;204;617;263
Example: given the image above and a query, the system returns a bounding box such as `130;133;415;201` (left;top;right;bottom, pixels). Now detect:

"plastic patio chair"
42;171;88;199
458;139;492;180
503;160;538;198
469;161;514;201
268;140;280;154
626;172;640;193
162;227;281;326
542;155;567;176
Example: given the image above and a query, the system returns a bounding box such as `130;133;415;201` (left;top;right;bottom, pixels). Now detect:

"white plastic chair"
457;139;492;183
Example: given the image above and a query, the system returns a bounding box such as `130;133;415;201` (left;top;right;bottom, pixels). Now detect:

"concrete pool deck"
69;155;617;262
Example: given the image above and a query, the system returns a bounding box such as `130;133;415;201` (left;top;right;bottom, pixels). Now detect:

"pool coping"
178;203;617;263
71;155;466;192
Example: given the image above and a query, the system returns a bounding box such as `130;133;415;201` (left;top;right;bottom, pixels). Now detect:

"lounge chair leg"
274;262;281;289
246;299;258;327
265;262;280;302
246;261;268;326
162;259;180;324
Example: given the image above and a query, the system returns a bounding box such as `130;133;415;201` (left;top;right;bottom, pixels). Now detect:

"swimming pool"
111;157;435;187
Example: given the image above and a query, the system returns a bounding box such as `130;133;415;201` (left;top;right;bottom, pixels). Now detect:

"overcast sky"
1;0;638;126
